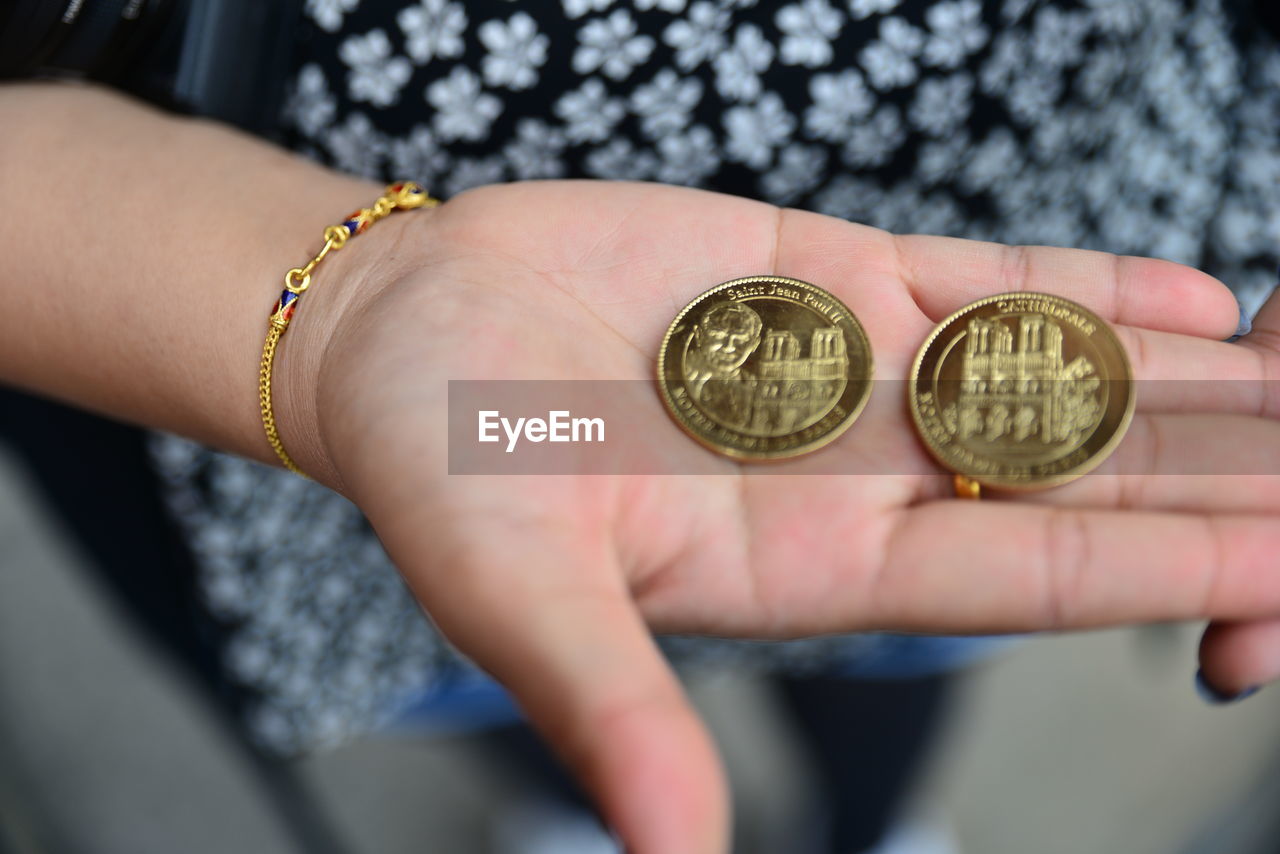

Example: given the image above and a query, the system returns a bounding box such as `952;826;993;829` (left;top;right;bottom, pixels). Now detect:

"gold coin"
657;276;874;460
909;292;1136;490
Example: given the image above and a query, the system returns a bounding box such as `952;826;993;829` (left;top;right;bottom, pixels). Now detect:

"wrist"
0;82;383;463
268;191;431;493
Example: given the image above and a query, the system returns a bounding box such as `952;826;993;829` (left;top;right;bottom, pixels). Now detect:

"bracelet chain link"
259;181;438;476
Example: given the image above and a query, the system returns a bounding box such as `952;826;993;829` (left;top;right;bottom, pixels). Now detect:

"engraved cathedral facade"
955;314;1102;447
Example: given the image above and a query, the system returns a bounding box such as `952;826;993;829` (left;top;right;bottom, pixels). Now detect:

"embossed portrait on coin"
683;302;762;392
683;301;849;437
939;314;1105;461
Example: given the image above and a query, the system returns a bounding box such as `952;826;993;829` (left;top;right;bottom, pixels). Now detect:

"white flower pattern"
724;91;796;168
842;102;905;166
283;64;336;139
479;12;550;90
713;24;776;101
445;155;507;196
306;0;359;33
388;124;451;185
585;138;659;179
555;78;627;143
563;0;613;19
574;10;655;80
907;72;973;136
921;0;988;69
663;2;731;70
656;124;722;184
859;16;926;89
338;29;412;107
396;0;466;64
323;111;387;179
804;68;874;141
1030;7;1090;68
761;143;828;203
849;0;900;19
776;0;844;67
426;67;503;142
631;68;704;138
504;119;569;179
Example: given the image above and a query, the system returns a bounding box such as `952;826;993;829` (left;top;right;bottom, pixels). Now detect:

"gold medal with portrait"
658;276;874;460
909;292;1135;490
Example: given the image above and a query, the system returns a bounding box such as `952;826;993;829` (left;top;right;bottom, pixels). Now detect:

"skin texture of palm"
268;181;1280;854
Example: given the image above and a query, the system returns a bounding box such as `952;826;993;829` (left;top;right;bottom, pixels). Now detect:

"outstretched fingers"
891;234;1240;338
1194;288;1280;701
1008;414;1280;514
1115;325;1278;417
868;501;1280;633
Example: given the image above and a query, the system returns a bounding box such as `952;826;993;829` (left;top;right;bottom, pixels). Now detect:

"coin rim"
657;275;876;461
907;291;1137;490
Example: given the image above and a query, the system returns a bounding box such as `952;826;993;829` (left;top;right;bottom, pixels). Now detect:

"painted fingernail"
1233;303;1252;339
1195;669;1260;705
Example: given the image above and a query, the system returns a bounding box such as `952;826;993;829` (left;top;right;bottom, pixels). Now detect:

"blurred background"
3;441;1280;854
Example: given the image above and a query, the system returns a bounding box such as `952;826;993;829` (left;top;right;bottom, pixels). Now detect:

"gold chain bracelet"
260;181;439;476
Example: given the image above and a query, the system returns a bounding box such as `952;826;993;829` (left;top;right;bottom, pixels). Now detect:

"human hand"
1192;304;1280;701
286;181;1279;854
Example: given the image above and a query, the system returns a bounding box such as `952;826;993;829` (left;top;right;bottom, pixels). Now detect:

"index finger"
889;233;1239;338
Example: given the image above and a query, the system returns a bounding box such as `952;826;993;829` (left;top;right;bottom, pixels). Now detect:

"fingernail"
1233;303;1252;339
1195;669;1260;705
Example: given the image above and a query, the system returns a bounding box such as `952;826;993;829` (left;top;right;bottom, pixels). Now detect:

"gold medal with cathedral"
909;292;1135;490
658;276;874;460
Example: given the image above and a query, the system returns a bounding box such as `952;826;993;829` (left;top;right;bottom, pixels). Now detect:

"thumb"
1198;618;1280;701
382;517;730;854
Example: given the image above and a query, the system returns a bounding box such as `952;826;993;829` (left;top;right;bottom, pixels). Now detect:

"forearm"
0;80;400;483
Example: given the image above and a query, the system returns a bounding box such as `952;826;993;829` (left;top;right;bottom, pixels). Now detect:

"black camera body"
0;0;302;137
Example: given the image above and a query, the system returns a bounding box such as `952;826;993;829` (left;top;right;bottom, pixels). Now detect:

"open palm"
306;181;1280;854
